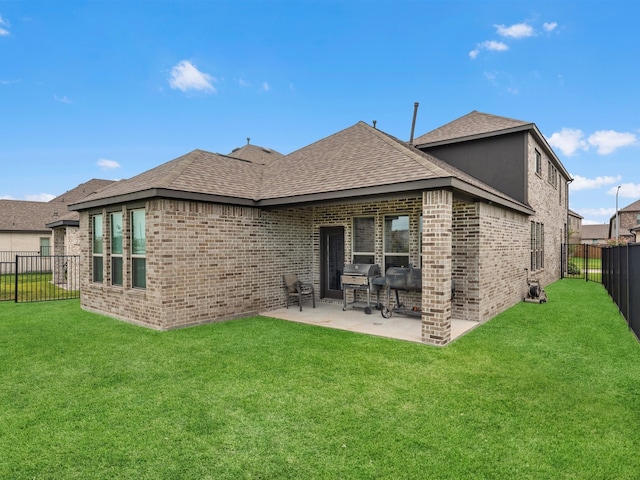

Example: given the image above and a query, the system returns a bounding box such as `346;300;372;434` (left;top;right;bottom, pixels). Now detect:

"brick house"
0;179;114;257
609;199;640;243
69;111;571;345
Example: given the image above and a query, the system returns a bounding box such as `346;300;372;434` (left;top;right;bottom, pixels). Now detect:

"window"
547;161;558;188
131;209;146;289
111;212;123;286
352;217;375;264
39;237;50;256
530;221;544;271
92;214;103;283
384;215;409;272
535;150;541;176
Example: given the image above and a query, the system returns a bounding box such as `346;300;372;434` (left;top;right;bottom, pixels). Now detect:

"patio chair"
283;274;316;311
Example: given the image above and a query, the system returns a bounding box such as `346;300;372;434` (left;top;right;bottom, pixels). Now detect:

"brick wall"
79;200;313;329
527;133;569;288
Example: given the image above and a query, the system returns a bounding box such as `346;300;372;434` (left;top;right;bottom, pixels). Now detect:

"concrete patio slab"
261;300;478;344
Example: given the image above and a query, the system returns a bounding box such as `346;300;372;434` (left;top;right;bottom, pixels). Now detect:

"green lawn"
1;280;639;479
0;272;79;302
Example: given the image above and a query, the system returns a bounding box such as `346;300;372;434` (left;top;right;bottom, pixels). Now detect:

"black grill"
341;263;382;314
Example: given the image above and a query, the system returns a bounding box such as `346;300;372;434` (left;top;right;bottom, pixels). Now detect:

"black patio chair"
283;274;316;311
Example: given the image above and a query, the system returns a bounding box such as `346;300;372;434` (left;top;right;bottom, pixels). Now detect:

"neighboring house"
579;224;609;245
69;111;570;346
45;179;116;257
568;210;583;243
609;199;640;243
0;200;59;256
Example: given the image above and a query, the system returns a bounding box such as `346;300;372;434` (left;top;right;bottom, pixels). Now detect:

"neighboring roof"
0;179;117;232
228;143;284;165
0;200;61;232
70;121;533;216
49;179;116;205
580;224;609;240
568;209;583;219
620;199;640;212
414;110;571;180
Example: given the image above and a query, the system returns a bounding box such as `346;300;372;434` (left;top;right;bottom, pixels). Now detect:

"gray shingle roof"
580;224;609;240
1;179;116;231
620;199;640;212
49;179;116;205
70;121;532;215
413;110;531;146
77;150;265;204
0;200;61;232
228;144;283;165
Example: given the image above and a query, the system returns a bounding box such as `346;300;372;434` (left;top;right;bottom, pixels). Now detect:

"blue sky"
1;0;638;225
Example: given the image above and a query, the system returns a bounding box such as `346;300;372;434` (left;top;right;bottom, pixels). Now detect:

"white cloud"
543;22;558;32
607;182;640;198
261;82;271;92
0;194;16;199
54;95;71;104
469;40;508;59
495;23;534;39
168;60;216;93
548;128;588;156
570;174;622;191
577;207;616;218
0;14;10;36
587;130;637;155
483;40;508;52
97;158;121;170
239;78;251;87
25;193;56;202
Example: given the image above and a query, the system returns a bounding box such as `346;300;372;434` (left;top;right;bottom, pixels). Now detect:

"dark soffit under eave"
45;219;79;228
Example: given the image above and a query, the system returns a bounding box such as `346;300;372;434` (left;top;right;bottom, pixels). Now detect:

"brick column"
421;190;452;345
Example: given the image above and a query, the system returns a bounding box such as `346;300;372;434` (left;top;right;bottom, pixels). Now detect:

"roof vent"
247;137;251;145
262;148;272;154
373;120;377;129
232;147;240;152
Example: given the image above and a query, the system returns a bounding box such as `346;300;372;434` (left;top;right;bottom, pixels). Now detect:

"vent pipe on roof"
409;102;419;145
247;137;250;145
373;120;377;129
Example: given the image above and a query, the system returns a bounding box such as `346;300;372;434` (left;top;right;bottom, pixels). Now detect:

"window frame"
383;214;410;273
92;214;104;283
110;212;123;286
352;216;375;264
530;221;544;271
535;149;542;176
130;209;146;289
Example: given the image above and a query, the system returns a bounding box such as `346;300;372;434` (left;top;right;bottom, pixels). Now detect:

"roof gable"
620;198;640;212
413;110;531;146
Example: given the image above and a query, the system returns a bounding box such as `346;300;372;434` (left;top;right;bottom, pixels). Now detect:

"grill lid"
343;263;381;277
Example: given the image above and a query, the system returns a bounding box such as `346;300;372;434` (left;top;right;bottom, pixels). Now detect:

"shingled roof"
70;150;265;208
1;179;116;232
70;121;533;215
0;200;62;232
228;143;284;165
413;110;531;146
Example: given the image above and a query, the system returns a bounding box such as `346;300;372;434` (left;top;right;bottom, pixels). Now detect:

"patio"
263;300;478;344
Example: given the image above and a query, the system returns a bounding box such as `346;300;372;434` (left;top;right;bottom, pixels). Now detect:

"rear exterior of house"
70;112;570;346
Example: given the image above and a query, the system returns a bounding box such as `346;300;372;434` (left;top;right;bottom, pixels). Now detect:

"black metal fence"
0;254;80;302
602;244;639;340
561;244;603;283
